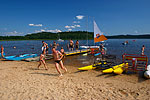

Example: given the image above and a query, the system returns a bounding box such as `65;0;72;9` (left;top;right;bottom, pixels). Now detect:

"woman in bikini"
37;52;48;70
1;45;4;58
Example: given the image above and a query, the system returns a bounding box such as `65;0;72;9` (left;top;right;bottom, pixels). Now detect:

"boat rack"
122;54;148;71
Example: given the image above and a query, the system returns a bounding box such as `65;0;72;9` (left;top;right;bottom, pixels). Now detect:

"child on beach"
1;45;4;58
52;46;67;77
37;53;48;70
60;47;66;59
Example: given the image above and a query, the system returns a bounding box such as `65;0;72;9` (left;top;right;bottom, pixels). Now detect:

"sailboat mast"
86;16;88;46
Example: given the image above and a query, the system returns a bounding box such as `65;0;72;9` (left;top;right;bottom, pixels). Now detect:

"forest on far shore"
0;31;150;40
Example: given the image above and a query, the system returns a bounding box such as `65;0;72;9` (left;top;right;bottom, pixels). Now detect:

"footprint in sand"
130;91;139;99
119;90;128;97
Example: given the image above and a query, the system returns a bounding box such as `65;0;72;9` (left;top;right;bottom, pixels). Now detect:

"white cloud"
4;31;24;36
68;29;72;31
74;25;80;27
65;25;81;29
29;24;43;27
34;29;62;33
73;21;80;23
76;15;84;20
65;25;70;28
71;26;76;28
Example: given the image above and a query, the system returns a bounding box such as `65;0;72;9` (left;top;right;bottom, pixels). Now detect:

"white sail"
94;20;107;43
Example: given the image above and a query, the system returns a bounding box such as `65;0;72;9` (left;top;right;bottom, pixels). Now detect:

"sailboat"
80;20;107;49
57;32;64;42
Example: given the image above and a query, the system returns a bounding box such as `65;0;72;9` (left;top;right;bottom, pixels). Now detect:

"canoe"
4;54;38;61
102;63;125;74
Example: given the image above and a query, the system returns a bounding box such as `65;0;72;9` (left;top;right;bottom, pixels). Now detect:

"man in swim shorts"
75;40;79;50
52;46;67;76
68;39;74;51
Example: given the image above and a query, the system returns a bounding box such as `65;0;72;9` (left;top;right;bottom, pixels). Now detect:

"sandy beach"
0;59;150;100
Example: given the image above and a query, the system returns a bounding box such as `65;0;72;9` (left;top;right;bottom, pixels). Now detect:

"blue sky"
0;0;150;36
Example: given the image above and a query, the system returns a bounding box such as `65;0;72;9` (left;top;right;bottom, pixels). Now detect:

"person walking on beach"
1;45;4;58
141;45;145;55
52;46;67;77
75;40;79;50
37;52;48;70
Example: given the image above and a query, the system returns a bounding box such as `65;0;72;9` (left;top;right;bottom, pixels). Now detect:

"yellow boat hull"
78;62;101;70
102;63;125;74
78;65;96;70
113;67;124;74
102;68;113;73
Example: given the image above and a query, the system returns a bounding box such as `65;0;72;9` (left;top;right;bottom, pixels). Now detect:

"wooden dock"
23;49;90;62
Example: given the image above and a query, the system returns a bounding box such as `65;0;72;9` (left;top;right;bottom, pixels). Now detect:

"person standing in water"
75;40;79;50
141;45;145;55
1;45;4;58
68;39;74;51
52;46;67;77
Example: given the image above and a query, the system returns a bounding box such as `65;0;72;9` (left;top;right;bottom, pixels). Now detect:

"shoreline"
0;59;150;100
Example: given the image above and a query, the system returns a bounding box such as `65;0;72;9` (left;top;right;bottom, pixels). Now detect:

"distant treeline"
0;31;150;40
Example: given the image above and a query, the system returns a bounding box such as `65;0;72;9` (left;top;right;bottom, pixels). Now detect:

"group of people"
38;41;67;77
38;39;79;76
68;39;79;51
0;40;147;76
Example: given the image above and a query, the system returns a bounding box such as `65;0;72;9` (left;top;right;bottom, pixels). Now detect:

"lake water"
0;39;150;66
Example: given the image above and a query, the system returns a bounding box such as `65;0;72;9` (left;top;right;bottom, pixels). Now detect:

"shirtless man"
68;39;74;51
52;46;67;76
75;40;79;50
37;53;48;70
1;45;4;58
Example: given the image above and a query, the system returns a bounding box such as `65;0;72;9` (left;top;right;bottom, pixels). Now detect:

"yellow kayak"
113;63;128;74
78;62;102;70
113;67;124;74
102;63;125;74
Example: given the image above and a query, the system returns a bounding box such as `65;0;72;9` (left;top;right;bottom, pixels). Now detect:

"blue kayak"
4;54;38;61
94;52;101;56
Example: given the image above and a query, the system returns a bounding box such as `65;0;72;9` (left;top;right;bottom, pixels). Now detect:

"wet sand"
0;59;150;100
